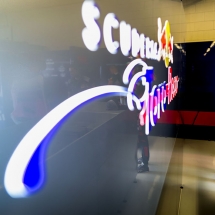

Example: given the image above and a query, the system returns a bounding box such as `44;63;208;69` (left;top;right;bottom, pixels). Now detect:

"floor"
2;100;215;214
180;139;215;215
0;131;176;215
155;138;215;215
117;136;176;215
0;101;176;215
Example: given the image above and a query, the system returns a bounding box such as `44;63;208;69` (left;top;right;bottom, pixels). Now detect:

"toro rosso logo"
4;59;178;198
157;18;174;68
4;1;178;198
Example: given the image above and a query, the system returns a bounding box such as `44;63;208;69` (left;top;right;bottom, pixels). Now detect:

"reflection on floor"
2;98;215;215
0;99;177;215
156;138;215;215
181;139;215;215
118;137;176;215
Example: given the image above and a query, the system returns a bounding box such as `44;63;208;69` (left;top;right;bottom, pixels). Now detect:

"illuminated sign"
82;0;178;134
81;0;173;66
157;18;173;67
139;67;178;134
4;0;178;198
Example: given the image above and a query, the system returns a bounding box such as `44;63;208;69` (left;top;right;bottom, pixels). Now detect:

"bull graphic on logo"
157;18;174;68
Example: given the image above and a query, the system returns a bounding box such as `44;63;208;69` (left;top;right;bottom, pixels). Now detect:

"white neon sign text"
103;13;119;54
82;1;101;51
82;1;173;66
120;21;131;56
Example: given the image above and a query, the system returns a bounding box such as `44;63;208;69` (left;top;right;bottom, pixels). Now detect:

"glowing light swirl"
4;59;152;198
123;59;152;111
122;59;148;85
4;86;128;198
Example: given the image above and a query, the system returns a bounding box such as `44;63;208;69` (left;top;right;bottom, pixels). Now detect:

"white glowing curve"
156;88;160;119
124;59;152;111
161;85;166;112
127;71;147;111
4;85;128;198
160;86;164;113
139;77;149;103
122;59;148;85
128;71;146;93
127;71;145;110
139;97;150;135
126;93;134;111
150;85;157;126
132;95;142;110
125;93;141;111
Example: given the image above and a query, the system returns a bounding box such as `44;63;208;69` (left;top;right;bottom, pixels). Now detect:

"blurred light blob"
4;86;128;198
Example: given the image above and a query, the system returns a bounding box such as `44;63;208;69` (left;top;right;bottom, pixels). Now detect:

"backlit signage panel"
4;0;179;198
